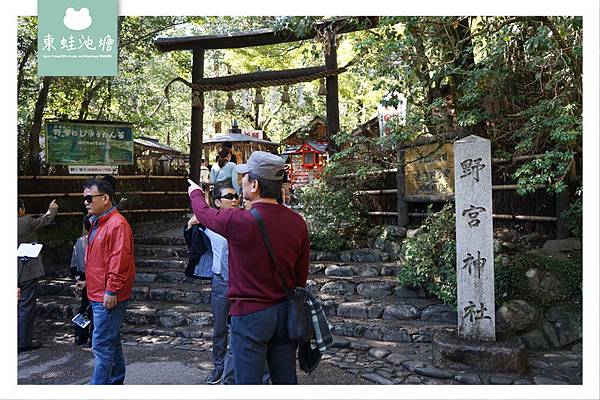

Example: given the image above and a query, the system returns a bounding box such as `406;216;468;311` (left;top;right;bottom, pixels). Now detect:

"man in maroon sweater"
187;151;310;384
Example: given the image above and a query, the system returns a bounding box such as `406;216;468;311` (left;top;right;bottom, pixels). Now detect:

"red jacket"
85;208;135;302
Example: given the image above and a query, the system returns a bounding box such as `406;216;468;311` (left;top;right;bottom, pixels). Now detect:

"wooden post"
396;148;409;227
189;48;204;183
325;35;340;151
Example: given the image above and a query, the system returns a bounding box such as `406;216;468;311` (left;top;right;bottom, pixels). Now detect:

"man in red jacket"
83;178;135;385
188;151;310;384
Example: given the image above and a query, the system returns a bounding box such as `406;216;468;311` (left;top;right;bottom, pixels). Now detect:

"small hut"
281;116;329;189
202;132;279;165
134;136;186;175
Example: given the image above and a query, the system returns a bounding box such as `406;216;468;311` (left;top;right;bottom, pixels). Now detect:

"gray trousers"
18;279;38;349
211;274;230;369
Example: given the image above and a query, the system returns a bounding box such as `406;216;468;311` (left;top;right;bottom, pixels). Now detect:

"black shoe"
18;343;43;353
206;368;223;385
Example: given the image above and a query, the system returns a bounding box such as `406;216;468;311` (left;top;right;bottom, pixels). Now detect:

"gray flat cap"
236;151;285;181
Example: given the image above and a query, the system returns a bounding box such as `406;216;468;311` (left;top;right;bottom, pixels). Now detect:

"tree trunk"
29;76;52;175
79;77;105;120
17;42;34;99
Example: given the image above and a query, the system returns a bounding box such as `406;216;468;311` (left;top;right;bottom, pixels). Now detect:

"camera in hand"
72;313;91;329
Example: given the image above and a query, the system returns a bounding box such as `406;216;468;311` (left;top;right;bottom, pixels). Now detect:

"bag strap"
250;208;291;297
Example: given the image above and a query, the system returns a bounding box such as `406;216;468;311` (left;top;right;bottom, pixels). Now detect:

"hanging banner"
45;121;133;165
377;92;407;137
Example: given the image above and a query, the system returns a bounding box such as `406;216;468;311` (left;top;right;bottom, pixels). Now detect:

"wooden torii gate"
154;17;378;183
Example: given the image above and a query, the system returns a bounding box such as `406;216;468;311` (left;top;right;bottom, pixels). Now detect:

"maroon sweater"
189;189;310;316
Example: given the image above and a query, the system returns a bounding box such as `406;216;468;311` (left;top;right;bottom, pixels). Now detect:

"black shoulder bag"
250;208;312;344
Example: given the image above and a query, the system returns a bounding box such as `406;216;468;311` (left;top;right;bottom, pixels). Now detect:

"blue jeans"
90;300;129;385
211;274;230;369
231;300;297;384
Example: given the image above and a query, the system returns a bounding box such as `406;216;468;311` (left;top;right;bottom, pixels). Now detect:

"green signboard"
45;121;133;165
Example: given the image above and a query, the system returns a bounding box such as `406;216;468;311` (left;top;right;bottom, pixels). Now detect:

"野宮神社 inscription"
453;135;496;341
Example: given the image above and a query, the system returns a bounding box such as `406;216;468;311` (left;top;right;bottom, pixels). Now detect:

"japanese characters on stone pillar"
454;135;495;341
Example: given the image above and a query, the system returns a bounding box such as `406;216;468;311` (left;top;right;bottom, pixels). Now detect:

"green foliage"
334;16;582;195
297;178;368;252
495;253;582;309
561;188;582;238
397;204;457;306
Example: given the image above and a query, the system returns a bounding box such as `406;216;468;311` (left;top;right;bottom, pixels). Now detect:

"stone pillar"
454;135;495;341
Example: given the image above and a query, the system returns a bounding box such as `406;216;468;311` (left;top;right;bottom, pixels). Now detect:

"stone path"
23;226;583;385
20;318;581;385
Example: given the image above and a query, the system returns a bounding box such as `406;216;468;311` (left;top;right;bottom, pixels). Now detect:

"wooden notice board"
404;143;454;196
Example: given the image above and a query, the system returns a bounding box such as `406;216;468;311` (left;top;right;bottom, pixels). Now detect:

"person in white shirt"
186;185;239;384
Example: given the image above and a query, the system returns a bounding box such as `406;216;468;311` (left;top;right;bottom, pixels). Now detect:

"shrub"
560;189;582;238
397;203;457;306
297;178;368;252
495;253;582;308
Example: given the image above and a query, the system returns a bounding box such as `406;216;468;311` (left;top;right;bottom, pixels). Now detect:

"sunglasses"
218;193;239;201
83;194;105;203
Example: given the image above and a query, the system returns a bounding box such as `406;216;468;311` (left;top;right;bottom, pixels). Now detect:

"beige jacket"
17;207;57;283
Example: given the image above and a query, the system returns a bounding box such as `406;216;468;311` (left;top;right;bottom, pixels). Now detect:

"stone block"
432;329;528;375
420;304;457;323
520;329;550;350
357;281;393;298
383;304;420;320
353;265;380;278
325;265;354;277
382;330;412;342
363;327;384;340
367;306;384;319
337;302;369;319
308;263;326;274
186;312;213;327
322;300;338;317
496;300;540;333
156;310;186;328
543;238;582;251
320;280;356;297
339;251;353;263
544;304;582;347
368;347;392;359
135;273;156;284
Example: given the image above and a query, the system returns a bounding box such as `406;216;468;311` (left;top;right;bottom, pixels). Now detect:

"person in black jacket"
70;214;93;346
183;216;213;280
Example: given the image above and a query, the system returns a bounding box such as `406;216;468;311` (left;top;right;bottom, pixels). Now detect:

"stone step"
134;269;210;285
328;316;454;344
309;248;395;263
135;244;189;258
309;261;403;279
316;297;455;322
307;277;428;302
36;296;213;328
135;257;187;270
121;323;213;340
131;282;212;304
135;236;187;246
37;278;78;297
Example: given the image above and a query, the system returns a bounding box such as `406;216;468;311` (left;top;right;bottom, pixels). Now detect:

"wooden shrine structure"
154;17;378;183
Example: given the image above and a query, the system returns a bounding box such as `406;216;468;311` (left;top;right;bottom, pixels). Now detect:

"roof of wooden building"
281;116;328;147
134;137;182;155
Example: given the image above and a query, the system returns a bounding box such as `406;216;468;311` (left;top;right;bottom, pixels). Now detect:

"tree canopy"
18;15;582;199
